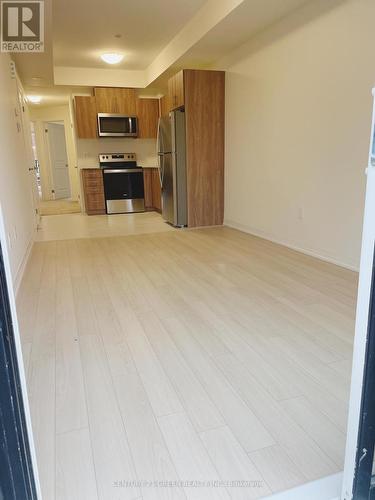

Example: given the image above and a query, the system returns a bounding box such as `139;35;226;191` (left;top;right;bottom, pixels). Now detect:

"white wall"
219;0;375;270
30;104;80;201
0;54;36;284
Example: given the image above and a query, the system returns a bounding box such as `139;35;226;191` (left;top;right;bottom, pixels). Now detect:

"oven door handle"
103;169;142;174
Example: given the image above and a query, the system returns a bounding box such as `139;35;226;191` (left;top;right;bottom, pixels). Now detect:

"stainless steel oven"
100;153;145;214
97;114;138;137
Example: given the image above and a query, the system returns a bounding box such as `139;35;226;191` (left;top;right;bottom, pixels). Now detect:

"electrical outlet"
9;61;16;79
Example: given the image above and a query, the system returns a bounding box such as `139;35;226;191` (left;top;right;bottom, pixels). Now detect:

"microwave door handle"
128;117;132;134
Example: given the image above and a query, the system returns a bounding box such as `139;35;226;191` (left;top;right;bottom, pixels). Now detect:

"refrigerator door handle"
159;154;165;188
156;118;163;187
157;117;165;154
156;118;161;154
171;150;178;226
157;153;162;186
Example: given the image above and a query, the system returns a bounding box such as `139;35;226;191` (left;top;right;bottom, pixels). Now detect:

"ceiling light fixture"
27;95;42;104
100;53;124;64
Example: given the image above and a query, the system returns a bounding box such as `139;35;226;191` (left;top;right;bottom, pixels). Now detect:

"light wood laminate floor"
39;200;81;216
36;211;174;241
17;224;357;500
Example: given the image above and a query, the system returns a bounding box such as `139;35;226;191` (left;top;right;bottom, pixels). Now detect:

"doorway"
46;122;71;199
0;241;38;500
0;201;41;499
32;120;80;216
30;122;41;200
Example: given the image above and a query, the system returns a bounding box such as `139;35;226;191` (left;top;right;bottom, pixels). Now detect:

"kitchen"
76;69;225;229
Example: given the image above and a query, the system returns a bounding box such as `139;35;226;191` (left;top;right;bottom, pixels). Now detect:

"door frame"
0;205;41;499
341;89;375;500
351;248;375;498
16;79;40;230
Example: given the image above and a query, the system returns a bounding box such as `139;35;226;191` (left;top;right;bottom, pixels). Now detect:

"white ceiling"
53;0;206;70
25;86;91;107
13;0;53;87
14;0;340;101
176;0;310;68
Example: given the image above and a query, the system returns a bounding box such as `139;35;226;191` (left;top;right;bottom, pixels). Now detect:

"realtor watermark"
113;479;265;489
1;0;44;52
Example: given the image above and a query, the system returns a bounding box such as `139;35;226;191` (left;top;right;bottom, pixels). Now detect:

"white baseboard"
264;473;342;500
224;219;359;273
13;234;34;297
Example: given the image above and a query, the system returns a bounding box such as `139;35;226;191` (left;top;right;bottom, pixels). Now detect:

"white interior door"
16;85;40;229
47;123;71;199
341;89;375;500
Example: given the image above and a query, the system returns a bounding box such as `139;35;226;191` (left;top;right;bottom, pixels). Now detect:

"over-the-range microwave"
97;113;138;137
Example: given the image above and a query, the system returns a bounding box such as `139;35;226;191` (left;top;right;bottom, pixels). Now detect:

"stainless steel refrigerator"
157;109;187;227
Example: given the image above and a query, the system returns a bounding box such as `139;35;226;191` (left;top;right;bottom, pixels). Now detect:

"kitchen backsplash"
77;138;158;168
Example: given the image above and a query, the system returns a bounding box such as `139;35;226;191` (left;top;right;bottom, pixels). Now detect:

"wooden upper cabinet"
174;70;184;109
117;88;137;114
136;98;159;138
167;78;175;110
94;87;136;115
168;70;184;110
75;96;98;139
160;95;170;118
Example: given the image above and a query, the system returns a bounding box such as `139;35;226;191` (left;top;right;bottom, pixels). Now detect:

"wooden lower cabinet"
81;169;106;215
143;169;153;209
151;168;162;211
143;168;161;212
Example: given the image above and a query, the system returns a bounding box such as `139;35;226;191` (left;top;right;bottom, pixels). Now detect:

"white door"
342;89;375;499
47;123;71;199
17;85;40;229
